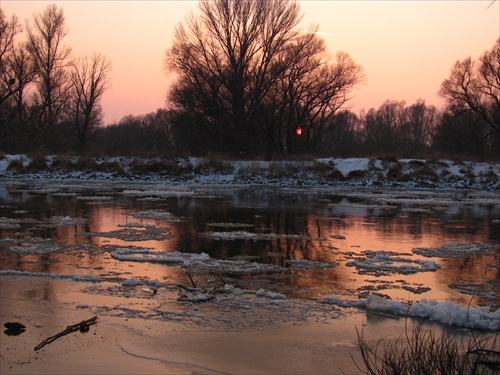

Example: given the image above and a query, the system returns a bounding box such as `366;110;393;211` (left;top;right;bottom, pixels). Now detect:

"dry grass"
355;322;499;375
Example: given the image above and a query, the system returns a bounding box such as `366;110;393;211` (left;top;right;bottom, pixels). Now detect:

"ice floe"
345;250;441;275
0;217;22;230
125;210;184;222
0;269;101;282
123;189;198;198
206;222;254;228
110;248;285;274
413;242;498;258
200;230;325;241
318;294;500;331
41;216;86;227
89;225;174;241
287;259;337;270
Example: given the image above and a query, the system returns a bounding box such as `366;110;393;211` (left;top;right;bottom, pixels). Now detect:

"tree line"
1;1;499;160
0;5;111;153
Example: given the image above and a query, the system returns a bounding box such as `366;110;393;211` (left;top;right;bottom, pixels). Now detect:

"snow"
1;154;499;190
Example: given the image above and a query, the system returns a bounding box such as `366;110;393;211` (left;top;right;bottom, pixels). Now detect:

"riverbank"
1;154;499;190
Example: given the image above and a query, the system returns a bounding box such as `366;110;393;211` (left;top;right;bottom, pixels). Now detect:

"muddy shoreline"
1;276;405;375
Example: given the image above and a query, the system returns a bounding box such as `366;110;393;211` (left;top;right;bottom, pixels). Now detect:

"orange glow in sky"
2;0;499;125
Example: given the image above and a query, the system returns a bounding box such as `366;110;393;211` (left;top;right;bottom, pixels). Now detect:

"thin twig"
34;316;98;351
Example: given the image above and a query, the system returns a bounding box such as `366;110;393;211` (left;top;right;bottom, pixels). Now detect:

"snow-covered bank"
1;154;499;190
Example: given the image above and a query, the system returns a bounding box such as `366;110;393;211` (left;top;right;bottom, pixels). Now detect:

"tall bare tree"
1;9;37;150
165;0;305;154
68;53;111;152
439;38;500;135
0;8;23;106
26;4;72;145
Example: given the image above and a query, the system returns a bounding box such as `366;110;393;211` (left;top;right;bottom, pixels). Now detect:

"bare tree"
165;0;305;154
166;0;364;157
26;4;72;145
67;53;111;152
0;8;23;106
292;51;364;153
140;108;174;152
400;100;438;155
361;100;407;155
439;38;500;135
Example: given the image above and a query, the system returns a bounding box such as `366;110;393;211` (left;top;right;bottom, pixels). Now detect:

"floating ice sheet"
200;230;325;241
413;242;498;258
345;250;441;275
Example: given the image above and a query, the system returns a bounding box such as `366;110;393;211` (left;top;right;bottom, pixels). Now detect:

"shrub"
23;154;48;172
347;169;367;180
327;168;346;181
194;158;234;174
74;156;98;171
6;159;24;172
95;161;127;175
129;158;183;176
386;163;404;180
50;155;76;173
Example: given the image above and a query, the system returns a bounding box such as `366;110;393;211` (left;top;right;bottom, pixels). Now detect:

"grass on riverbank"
355;322;499;375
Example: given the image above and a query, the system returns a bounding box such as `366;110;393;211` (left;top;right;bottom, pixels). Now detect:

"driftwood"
176;272;226;302
34;316;98;351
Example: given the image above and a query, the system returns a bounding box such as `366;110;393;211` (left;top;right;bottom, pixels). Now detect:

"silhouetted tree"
320;110;363;157
67;53;111;152
0;9;36;151
399;99;438;156
140;108;175;152
0;9;22;106
439;38;500;136
26;4;72;147
165;0;363;157
361;100;406;155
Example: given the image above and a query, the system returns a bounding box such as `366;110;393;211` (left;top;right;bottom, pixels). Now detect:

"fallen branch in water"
176;272;226;302
34;316;98;351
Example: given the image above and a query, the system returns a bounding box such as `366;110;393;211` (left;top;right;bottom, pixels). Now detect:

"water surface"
1;181;499;309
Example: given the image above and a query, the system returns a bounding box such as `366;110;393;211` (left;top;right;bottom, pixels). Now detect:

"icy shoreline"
1;155;499;190
1;269;499;332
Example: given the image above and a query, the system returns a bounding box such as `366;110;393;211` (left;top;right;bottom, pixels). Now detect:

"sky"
2;0;499;125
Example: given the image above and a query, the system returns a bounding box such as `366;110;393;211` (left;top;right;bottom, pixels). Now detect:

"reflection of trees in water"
1;186;498;303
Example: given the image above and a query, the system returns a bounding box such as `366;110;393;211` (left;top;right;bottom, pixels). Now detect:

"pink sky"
3;0;499;125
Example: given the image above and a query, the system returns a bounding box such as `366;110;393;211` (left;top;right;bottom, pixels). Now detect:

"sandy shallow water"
0;276;413;375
